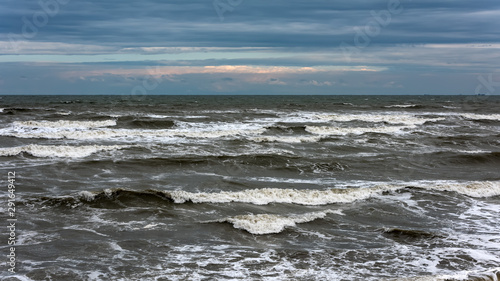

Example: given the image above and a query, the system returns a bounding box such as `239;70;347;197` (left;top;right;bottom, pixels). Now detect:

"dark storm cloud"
1;0;499;94
2;0;499;48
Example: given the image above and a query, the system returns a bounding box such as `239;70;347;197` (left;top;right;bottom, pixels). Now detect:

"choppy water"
1;95;499;280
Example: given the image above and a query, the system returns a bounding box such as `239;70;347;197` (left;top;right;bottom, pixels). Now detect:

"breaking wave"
167;185;399;205
13;120;117;129
32;181;499;209
212;210;342;235
0;126;266;140
0;144;132;158
315;113;444;125
305;125;408;136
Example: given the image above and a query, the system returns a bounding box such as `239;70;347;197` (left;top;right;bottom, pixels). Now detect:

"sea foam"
0;144;131;158
315;113;444;125
305;125;408;136
167;185;400;205
14;120;117;129
215;210;342;235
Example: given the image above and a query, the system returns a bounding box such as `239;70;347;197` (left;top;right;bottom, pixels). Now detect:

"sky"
0;0;499;95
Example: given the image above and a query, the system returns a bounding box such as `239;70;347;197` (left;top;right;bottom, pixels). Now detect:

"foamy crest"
315;113;444;125
14;120;117;129
2;121;265;141
460;113;500;121
249;135;323;143
305;125;408;136
56;111;72;116
168;181;500;207
168;185;400;205
0;144;131;158
217;210;340;234
384;105;419;108
416;181;500;198
78;191;97;201
387;267;500;281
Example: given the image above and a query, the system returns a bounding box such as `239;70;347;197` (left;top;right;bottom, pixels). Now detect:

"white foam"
145;114;209;119
305;125;408;135
168;185;400;205
455;149;493;154
461;113;500;121
216;210;338;234
167;180;500;207
249;135;323;143
414;180;500;198
144;223;162;229
0;108;4;113
384;104;419;108
62;226;109;237
14;119;116;129
79;191;98;201
315;113;444;125
56;111;72;116
16;230;59;245
0;144;131;158
1;121;266;141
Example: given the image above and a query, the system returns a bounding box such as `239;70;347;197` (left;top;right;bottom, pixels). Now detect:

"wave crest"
14;120;117;129
0;144;131;158
213;210;341;235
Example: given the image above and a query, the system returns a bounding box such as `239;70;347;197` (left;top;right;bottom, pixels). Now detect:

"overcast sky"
1;0;499;95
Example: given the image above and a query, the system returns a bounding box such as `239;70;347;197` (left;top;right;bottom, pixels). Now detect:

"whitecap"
249;135;323;143
315;113;444;125
167;185;400;205
384;104;419;108
460;113;500;121
14;119;117;129
0;144;131;158
305;125;408;136
414;180;500;198
215;210;339;235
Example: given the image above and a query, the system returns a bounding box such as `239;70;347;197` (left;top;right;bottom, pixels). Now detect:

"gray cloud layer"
1;0;499;94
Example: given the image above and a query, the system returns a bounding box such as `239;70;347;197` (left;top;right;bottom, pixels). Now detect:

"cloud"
60;65;322;79
1;0;499;94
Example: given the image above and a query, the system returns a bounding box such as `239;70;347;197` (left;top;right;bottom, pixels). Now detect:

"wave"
383;104;420;108
0;144;132;158
167;185;401;205
305;125;408;136
1;107;33;113
169;181;500;203
382;228;443;242
29;189;174;209
315;113;444;125
55;111;72;116
127;119;176;129
448;152;500;165
29;187;388;209
460;113;500;121
0;125;266;140
388;267;500;281
167;181;500;204
13;120;117;129
249;135;323;143
264;125;307;134
211;210;341;235
417;181;500;198
26;181;500;211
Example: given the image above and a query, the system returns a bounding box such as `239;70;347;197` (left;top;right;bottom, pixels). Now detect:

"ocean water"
0;95;499;281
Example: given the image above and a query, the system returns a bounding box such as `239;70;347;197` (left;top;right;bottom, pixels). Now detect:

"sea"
0;95;499;281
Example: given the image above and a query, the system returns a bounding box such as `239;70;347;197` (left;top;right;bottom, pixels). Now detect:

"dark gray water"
1;95;499;280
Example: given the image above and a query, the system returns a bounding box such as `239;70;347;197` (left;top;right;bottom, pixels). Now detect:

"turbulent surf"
1;95;499;281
